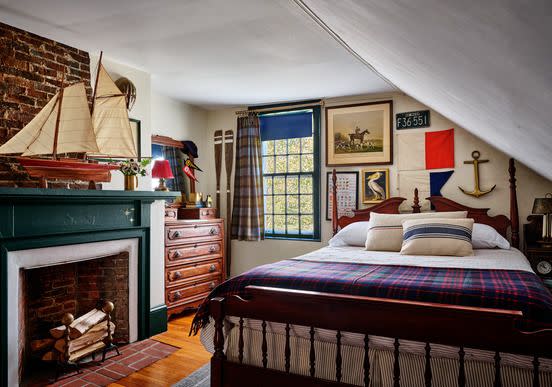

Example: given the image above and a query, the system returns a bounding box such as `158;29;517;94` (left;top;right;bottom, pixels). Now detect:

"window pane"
301;154;313;172
300;176;313;194
265;214;273;233
274;215;286;233
274;195;286;214
275;139;287;155
287;195;299;214
263;176;273;194
300;195;313;213
300;215;314;234
264;195;273;213
288;155;300;173
301;137;313;153
286;176;298;194
273;176;285;194
288;138;301;154
263;156;274;174
288;215;299;234
275;156;287;173
263;140;274;156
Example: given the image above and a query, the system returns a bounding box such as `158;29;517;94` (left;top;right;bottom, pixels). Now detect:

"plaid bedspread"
191;258;552;334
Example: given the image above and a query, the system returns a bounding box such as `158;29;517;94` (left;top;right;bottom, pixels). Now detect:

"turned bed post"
412;188;421;213
509;158;520;249
211;297;226;387
332;169;338;236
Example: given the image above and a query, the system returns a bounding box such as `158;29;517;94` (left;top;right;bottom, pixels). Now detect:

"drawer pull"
172;250;181;259
209;264;216;272
170;231;181;239
209;282;216;290
170;291;182;302
209;246;217;253
194;224;198;229
209;227;217;235
169;271;182;281
194;244;198;248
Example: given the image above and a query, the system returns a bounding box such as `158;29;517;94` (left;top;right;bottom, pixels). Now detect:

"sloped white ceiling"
300;0;552;180
0;0;393;107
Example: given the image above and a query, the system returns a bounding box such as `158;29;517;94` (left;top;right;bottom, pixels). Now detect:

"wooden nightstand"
524;215;552;289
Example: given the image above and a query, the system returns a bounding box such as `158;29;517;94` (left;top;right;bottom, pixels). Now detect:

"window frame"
259;104;321;242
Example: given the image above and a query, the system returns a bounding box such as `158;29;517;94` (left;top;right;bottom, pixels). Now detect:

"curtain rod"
235;101;324;115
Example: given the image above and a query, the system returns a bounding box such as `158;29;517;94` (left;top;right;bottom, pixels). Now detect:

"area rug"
173;363;210;387
27;339;179;387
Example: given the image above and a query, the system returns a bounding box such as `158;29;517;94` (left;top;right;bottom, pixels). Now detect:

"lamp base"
155;178;170;192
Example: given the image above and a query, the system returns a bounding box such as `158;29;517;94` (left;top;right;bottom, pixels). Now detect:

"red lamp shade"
152;160;174;179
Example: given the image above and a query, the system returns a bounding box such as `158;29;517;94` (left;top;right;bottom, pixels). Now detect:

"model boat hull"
18;157;119;183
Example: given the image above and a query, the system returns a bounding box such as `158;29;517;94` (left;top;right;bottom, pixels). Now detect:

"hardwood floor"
110;312;210;386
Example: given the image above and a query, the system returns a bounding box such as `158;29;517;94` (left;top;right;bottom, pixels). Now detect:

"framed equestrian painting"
361;168;390;204
326;100;393;166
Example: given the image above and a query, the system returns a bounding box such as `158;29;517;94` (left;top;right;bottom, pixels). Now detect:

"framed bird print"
361;168;390;204
326;101;393;166
326;171;359;221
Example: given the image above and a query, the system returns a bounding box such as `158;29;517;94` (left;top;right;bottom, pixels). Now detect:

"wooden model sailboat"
0;53;137;188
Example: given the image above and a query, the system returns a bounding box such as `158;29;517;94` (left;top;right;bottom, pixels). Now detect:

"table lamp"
532;193;552;247
152;160;174;191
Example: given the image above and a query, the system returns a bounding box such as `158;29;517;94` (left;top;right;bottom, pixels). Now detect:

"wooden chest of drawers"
164;215;226;318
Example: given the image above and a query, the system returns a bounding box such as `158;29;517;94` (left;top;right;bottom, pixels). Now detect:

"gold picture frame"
326;100;393;166
361;168;390;204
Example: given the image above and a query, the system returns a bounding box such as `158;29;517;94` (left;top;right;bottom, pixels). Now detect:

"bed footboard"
210;286;552;387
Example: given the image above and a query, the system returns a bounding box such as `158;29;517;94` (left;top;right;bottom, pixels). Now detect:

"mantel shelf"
0;188;179;202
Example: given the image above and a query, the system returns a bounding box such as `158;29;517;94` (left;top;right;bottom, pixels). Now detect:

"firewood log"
41;350;57;362
49;308;106;339
31;338;55;353
68;341;106;363
54;321;115;354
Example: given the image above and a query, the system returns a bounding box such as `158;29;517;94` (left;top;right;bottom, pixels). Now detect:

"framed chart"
326;171;359;221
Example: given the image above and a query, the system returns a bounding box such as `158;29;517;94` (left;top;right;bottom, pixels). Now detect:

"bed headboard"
331;159;520;248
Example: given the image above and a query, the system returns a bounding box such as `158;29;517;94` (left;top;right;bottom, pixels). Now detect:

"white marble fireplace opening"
7;238;139;386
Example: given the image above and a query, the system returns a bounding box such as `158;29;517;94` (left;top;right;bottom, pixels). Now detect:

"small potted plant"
119;159;151;190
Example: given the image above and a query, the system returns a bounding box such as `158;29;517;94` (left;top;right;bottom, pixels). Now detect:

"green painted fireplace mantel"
0;187;178;385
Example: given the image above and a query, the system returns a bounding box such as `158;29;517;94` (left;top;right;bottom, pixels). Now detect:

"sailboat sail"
92;64;137;158
0;83;99;156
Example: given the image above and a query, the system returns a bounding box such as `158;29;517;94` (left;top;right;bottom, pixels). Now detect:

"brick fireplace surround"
0;188;176;386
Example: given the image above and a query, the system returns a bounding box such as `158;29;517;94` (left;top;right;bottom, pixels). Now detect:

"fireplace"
0;188;177;386
9;239;138;382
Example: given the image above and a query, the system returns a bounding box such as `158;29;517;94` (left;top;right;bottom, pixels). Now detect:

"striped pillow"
400;218;474;256
364;211;468;252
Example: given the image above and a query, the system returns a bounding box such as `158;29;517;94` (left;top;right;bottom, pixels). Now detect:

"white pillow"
472;223;510;249
328;221;371;247
365;211;468;252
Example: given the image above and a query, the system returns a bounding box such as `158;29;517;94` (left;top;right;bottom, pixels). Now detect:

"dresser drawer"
178;207;217;220
166;222;222;244
166;260;222;286
166;278;220;305
166;241;222;264
164;207;178;221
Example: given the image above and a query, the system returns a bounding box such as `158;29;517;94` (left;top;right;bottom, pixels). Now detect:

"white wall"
205;93;552;276
150;91;209;192
90;55;209;309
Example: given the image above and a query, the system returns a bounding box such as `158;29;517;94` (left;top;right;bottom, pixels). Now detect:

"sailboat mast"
52;71;65;160
91;51;103;114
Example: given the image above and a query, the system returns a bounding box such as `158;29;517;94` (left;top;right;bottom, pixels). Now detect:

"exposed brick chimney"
0;22;93;187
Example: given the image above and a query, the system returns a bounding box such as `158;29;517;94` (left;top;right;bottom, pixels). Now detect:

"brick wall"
0;22;92;187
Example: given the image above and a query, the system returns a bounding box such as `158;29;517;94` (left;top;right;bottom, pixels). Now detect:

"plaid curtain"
231;113;264;241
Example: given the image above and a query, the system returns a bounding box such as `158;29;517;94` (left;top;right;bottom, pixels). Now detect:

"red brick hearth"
25;339;178;387
21;253;129;382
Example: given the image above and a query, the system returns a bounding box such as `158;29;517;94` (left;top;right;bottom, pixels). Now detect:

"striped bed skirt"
201;318;552;386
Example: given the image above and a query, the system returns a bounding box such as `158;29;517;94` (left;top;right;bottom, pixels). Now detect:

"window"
261;107;321;240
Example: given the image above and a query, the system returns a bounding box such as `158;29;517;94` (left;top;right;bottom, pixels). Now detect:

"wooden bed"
208;159;552;387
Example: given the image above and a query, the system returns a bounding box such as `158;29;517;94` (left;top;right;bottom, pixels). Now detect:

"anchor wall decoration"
458;150;496;198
